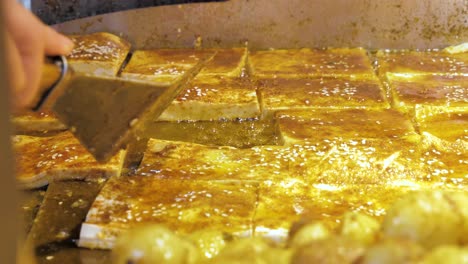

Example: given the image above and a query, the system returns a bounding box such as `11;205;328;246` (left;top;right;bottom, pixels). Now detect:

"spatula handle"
39;57;62;91
33;56;66;110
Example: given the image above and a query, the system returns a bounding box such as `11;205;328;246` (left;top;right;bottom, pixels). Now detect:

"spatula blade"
51;74;180;162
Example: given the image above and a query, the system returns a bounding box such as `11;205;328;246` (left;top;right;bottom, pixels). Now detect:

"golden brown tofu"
250;48;375;78
428;150;467;187
68;32;131;76
199;48;248;76
417;112;467;187
254;181;426;242
249;49;306;77
14;132;126;189
376;50;468;76
420;140;467;187
79;179;257;249
289;140;426;185
416;107;467;143
121;49;215;85
136;139;290;182
12;111;66;133
276;109;419;144
138;139;425;186
387;74;468;112
158;76;260;121
257;77;388;116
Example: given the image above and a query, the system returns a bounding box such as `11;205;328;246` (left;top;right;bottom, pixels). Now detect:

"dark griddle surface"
32;0;226;24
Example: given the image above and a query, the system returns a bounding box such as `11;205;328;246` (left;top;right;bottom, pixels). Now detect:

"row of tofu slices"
14;33;467;250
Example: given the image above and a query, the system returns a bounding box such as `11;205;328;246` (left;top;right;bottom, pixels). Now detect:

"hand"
3;0;74;110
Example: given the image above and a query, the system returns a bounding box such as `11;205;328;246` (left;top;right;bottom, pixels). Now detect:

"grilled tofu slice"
14;132;126;189
288;140;426;185
416;108;467;143
276;109;419;145
123;49;256;121
387;74;468;113
420;133;467;187
254;181;435;242
136;139;290;182
12;111;66;133
257;77;388;116
121;49;215;86
79;179;257;249
137;139;425;186
417;109;467;187
68;32;131;76
158;76;260;121
249;49;306;78
376;50;468;76
250;48;375;78
199;47;248;76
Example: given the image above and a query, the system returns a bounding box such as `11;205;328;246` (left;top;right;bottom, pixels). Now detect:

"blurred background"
20;0;224;24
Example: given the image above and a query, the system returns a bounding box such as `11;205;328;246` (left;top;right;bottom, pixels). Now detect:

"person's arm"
4;0;74;110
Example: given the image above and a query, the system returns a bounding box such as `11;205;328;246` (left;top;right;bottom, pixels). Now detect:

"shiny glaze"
176;76;256;103
257;77;388;111
86;178;257;235
14;132;123;182
289;140;427;185
136;139;290;181
199;48;247;76
377;50;468;75
417;111;468;142
157;76;260;121
417;110;467;186
388;75;468;107
136;138;428;185
254;181;422;237
421;147;467;186
250;48;375;77
276;109;418;143
68;32;131;62
123;49;215;77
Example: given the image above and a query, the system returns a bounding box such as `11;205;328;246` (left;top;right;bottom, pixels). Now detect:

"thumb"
4;31;27;110
44;26;74;55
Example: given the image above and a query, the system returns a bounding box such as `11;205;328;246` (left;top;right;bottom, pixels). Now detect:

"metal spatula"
33;56;204;163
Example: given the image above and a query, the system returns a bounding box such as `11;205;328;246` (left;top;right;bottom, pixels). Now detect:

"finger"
44;26;74;55
17;44;44;109
5;1;45;108
7;29;44;109
5;0;72;109
4;32;27;110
